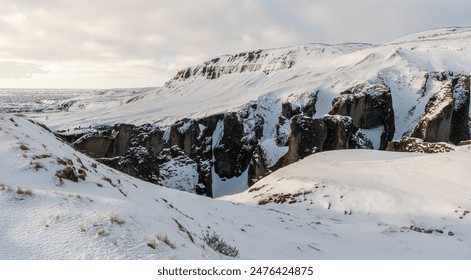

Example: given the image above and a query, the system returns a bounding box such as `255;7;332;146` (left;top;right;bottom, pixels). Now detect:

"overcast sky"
1;0;471;89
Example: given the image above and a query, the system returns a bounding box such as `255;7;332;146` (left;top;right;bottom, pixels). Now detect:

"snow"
223;148;471;259
159;157;199;193
211;168;249;198
211;120;224;149
260;138;289;166
362;127;384;149
2;113;471;259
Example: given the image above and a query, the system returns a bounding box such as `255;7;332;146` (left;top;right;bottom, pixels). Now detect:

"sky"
1;0;471;89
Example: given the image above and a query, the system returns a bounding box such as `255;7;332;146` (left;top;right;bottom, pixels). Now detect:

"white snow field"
1;114;470;259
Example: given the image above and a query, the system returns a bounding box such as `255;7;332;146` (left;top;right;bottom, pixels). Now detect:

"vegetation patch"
56;157;73;166
110;214;125;225
155;234;176;249
257;190;312;205
19;143;29;151
0;183;12;192
173;218;195;243
202;231;239;258
32;154;52;159
16;187;33;196
31;161;45;171
56;166;79;183
248;184;268;193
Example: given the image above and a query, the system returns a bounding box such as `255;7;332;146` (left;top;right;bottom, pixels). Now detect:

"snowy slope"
25;27;471;146
223;148;471;259
1;114;471;259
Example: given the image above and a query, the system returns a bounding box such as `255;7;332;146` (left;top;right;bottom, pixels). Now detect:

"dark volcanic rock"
281;92;317;119
213;108;263;179
98;147;159;184
74;135;112;158
386;137;455;153
281;116;327;166
167;49;296;85
248;144;270;186
322;115;373;150
329;83;395;149
412;73;470;144
450;75;471;144
213;113;246;179
114;124;134;156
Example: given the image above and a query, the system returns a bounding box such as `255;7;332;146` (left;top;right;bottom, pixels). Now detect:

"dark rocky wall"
58;74;470;197
412;73;470;144
329;83;395;149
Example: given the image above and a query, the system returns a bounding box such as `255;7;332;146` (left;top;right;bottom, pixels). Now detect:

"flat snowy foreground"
1;114;470;259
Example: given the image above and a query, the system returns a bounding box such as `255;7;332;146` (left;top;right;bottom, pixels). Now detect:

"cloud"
0;61;48;79
1;0;471;88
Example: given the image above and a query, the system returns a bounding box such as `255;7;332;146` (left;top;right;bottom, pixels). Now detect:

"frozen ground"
1;114;470;259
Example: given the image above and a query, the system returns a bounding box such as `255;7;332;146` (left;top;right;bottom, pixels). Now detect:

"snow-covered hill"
30;27;471;142
1;114;471;259
224;148;471;259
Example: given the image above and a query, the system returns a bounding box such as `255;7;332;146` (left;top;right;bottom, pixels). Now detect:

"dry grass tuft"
19;143;29;151
202;231;239;257
31;161;45;171
110;214;125;225
157;234;176;249
0;183;12;192
16;188;33;196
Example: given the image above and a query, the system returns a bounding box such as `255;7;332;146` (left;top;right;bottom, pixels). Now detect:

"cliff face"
61;69;471;197
329;83;395;150
66;99;374;197
49;28;471;197
63;74;471;197
411;73;470;144
168;49;297;83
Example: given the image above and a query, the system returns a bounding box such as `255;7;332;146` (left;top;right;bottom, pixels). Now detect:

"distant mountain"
25;27;471;197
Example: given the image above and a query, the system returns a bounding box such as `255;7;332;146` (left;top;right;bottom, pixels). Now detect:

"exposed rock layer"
412;73;470;144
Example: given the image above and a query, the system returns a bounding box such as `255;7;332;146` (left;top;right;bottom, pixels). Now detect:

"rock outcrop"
74;136;112;158
281;116;327;166
167;49;297;85
61;96;374;197
411;73;470;144
213;113;251;179
322;115;373;150
60;75;470;197
72;123;135;158
329;83;395;150
386;137;455;153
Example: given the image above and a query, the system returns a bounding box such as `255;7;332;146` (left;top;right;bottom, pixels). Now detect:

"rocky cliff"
66;100;373;197
45;28;471;197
